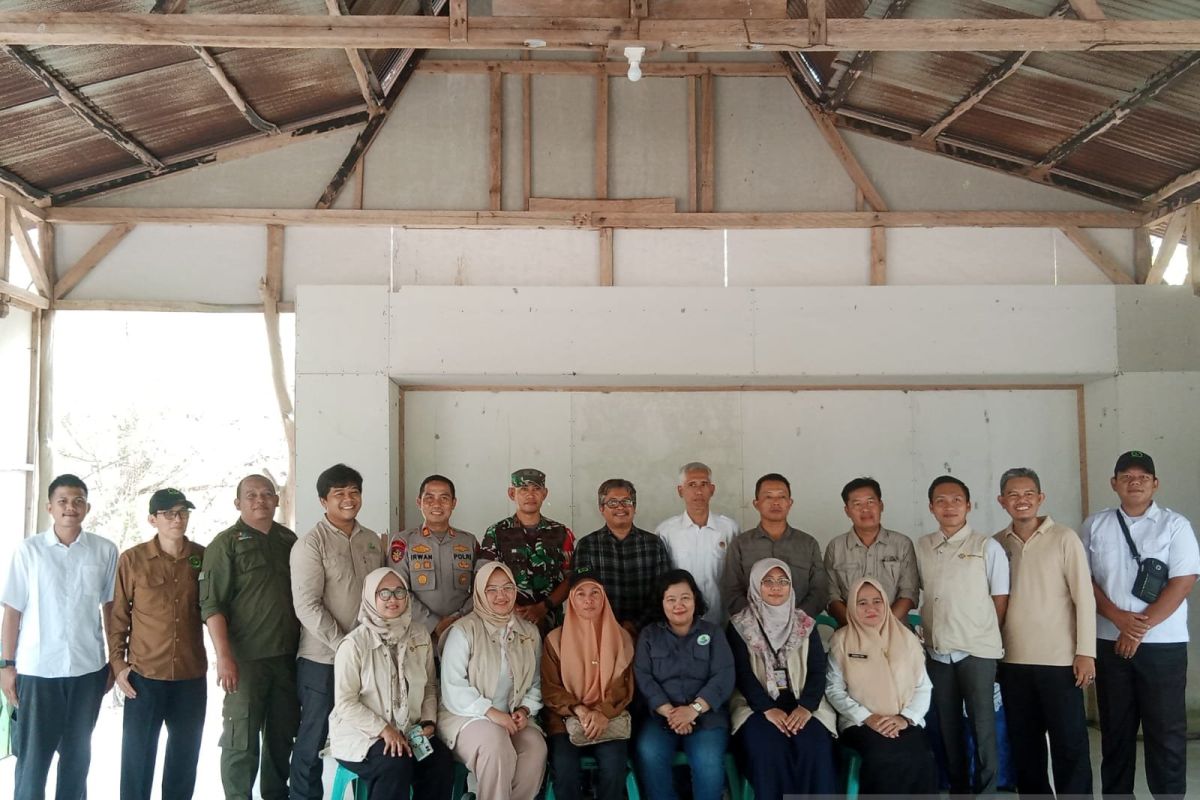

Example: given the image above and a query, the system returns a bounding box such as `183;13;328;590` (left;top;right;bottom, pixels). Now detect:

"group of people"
0;451;1195;800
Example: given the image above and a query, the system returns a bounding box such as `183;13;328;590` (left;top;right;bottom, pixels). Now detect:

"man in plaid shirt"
573;478;671;635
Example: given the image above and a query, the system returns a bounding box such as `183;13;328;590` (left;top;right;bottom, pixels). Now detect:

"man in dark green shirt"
199;474;300;800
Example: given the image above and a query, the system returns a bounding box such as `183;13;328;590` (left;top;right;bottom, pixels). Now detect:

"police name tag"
772;669;788;690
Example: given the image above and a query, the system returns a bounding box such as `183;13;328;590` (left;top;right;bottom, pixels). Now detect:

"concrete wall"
0;308;34;567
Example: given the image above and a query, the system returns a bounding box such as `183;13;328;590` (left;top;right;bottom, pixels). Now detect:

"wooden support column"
1146;210;1185;284
261;224;296;529
1134;225;1151;284
0;197;8;316
24;307;41;535
35;307;53;532
1188;205;1200;295
870;226;886;284
489;69;503;211
699;72;715;212
54;223;134;299
599;227;614;286
687;72;698;213
449;0;468;43
595;70;608;200
522;53;532;210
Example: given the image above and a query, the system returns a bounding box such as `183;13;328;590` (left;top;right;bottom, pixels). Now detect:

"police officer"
199;474;301;800
389;474;478;641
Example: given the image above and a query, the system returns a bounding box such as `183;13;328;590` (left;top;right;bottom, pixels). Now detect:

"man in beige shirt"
289;464;385;800
994;467;1095;798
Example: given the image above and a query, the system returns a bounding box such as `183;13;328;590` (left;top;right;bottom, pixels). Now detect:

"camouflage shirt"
477;515;575;613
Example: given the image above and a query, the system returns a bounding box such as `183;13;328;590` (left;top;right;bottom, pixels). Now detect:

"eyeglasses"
155;510;191;521
484;584;518;595
761;578;791;588
602;498;635;509
376;588;408;601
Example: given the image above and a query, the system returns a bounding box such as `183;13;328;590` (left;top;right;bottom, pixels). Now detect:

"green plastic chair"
330;763;369;800
544;755;641;800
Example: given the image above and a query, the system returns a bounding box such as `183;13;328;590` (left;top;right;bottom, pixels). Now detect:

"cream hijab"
829;577;925;716
473;561;518;631
358;567;413;645
555;577;634;707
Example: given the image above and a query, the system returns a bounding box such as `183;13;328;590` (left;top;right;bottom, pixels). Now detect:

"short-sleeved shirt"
654;511;740;624
477;514;575;607
199;519;300;662
823;527;919;607
1;529;118;678
1081;502;1200;643
574;526;671;626
721;525;830;619
389;525;478;632
920;527;1010;663
108;536;207;681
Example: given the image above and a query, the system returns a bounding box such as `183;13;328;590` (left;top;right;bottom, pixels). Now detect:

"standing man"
110;488;208;800
574;478;671;633
823;477;918;626
1;474;118;800
720;473;828;618
916;475;1009;796
200;474;301;800
654;462;740;624
1081;451;1199;800
477;468;575;631
289;464;385;800
994;467;1095;798
390;474;478;639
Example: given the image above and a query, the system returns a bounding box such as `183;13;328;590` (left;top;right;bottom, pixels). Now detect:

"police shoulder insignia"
390;539;407;563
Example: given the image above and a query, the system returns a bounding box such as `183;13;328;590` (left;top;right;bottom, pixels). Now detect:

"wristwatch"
0;659;15;669
689;701;704;714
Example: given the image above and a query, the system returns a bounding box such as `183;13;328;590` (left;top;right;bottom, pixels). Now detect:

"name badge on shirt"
848;653;868;659
772;669;788;690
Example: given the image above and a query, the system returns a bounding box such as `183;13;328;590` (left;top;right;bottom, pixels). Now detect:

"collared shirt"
199;519;300;662
995;516;1095;665
633;619;734;731
574;525;671;626
389;525;479;633
823;527;919;607
108;536;207;681
919;525;1009;663
720;524;829;618
1081;502;1200;643
477;514;575;607
291;517;385;664
654;511;740;624
1;529;118;678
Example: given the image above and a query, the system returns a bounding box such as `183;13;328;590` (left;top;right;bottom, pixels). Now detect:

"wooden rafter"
1;13;1199;52
1188;205;1200;295
192;46;280;134
421;59;785;76
1067;0;1105;21
1;45;164;172
1059;226;1133;284
807;0;827;46
1150;165;1200;206
0;165;49;205
0;278;48;311
1032;52;1200;173
150;0;188;12
825;0;911;109
53;223;134;299
261;223;296;527
9;206;48;297
489;69;503;210
324;0;384;116
1146;209;1185;284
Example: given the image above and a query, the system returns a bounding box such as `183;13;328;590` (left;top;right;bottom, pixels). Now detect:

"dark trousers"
120;673;206;800
998;663;1091;798
549;733;628;800
289;658;335;800
13;665;108;800
841;722;938;796
734;712;838;798
1096;640;1188;800
219;653;299;800
337;735;455;800
927;655;999;795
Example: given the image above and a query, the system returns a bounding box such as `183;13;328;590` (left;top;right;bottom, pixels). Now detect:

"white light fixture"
524;38;546;48
624;45;645;82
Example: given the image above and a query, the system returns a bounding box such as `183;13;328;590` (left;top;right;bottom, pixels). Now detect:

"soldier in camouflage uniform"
476;468;575;631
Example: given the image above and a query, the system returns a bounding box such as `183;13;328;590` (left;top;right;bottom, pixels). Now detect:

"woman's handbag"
564;710;631;747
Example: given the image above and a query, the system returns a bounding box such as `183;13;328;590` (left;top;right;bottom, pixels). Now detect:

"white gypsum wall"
0;308;34;558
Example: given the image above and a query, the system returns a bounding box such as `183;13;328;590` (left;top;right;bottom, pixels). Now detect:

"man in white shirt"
654;462;739;624
1081;451;1199;800
1;474;119;800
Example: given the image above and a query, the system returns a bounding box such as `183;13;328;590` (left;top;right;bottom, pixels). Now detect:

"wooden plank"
0;197;8;283
0;173;49;209
687;75;698;213
53;223;134;299
38;221;54;297
529;197;676;212
0;277;48;310
260;223;296;526
631;0;650;18
825;0;912;109
54;298;293;313
193;46;280;134
1059;226;1134;284
4;13;1200;52
651;0;787;18
1149;165;1200;205
1188;205;1200;295
489;69;503;211
1068;0;1105;20
1146;210;1185;284
1075;386;1089;520
869;226;886;284
595;71;608;200
9;206;47;297
699;73;714;212
23;309;40;536
449;0;468;43
493;0;626;14
598;227;614;286
922;51;1031;140
324;0;383;115
1133;225;1151;284
522;56;532;210
807;0;827;46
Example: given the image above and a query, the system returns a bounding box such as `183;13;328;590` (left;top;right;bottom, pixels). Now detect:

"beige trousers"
453;720;547;800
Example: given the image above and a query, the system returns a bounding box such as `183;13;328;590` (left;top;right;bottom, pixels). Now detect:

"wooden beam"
1059;226;1134;284
0;278;48;310
1146;209;1185;284
9;206;48;297
825;0;912;109
0;198;8;284
529;197;677;212
1;45;164;172
1033;52;1200;172
53;223;134;299
595;71;608;200
652;0;787;18
1148;164;1200;205
0;166;49;206
489;69;503;211
1188;205;1200;295
922;51;1032;140
598;227;614;286
261;223;295;526
420;59;787;76
324;0;384;116
493;0;626;14
687;74;698;213
150;0;188;12
47;206;1142;229
699;73;715;212
53;298;293;312
522;54;532;209
23;309;41;535
1067;0;1105;20
870;226;886;284
449;0;468;44
1133;225;1151;284
192;46;280;134
3;13;1200;52
807;0;827;47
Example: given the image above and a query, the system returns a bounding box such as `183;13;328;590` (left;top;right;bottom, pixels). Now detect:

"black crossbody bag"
1115;510;1169;603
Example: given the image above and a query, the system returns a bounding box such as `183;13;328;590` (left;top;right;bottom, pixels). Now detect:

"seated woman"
826;577;937;795
541;567;636;800
438;561;547;800
328;568;454;800
727;557;838;797
634;569;735;800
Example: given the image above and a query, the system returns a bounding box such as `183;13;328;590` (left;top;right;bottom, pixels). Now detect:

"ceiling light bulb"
624;45;646;82
628;61;642;81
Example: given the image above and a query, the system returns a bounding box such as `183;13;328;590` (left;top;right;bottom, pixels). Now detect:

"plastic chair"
544;755;641;800
843;746;862;799
331;763;369;800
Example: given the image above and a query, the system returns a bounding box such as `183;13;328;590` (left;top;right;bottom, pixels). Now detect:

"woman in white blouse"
437;561;546;800
825;577;937;795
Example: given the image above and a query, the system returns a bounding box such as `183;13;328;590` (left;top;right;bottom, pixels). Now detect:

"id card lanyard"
757;621;790;692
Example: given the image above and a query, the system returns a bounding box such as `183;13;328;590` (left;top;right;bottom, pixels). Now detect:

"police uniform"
199;519;300;800
388;525;479;633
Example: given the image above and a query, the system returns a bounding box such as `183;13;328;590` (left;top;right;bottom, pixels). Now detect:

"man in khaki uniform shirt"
994;467;1095;797
289;464;385;800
